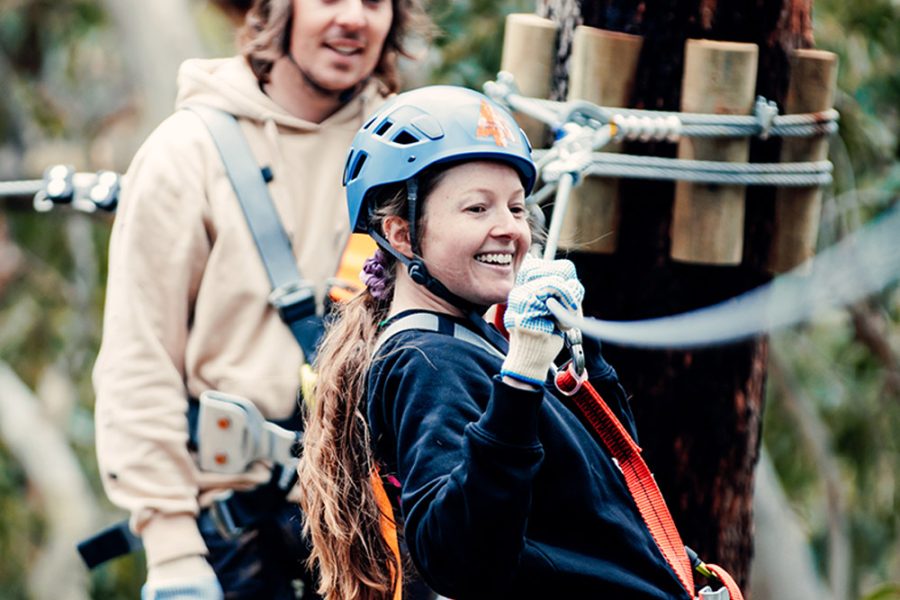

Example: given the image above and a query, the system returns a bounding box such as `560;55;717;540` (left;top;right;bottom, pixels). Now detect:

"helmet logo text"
476;101;514;147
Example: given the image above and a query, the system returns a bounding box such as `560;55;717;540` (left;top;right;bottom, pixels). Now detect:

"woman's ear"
382;216;413;258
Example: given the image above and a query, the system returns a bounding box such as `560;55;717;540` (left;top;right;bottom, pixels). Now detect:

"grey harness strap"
185;104;323;363
373;312;506;360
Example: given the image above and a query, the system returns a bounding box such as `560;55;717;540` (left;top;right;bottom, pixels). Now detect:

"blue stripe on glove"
503;256;584;337
500;256;585;386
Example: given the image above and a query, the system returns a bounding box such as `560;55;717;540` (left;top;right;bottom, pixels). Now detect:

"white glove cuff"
501;328;564;386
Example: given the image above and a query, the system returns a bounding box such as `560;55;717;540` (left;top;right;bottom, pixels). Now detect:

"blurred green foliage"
0;0;108;140
762;0;900;595
428;0;533;88
0;0;898;598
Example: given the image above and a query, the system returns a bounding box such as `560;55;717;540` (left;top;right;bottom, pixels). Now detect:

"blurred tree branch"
848;302;900;397
751;449;833;600
0;216;23;295
99;0;206;144
769;348;851;600
0;361;100;600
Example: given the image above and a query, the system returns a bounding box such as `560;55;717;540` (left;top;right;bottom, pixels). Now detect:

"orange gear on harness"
372;468;404;600
329;233;379;304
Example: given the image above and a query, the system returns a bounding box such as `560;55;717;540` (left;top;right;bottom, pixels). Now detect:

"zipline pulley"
0;165;120;213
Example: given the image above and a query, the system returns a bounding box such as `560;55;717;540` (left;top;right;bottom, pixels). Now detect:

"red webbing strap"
555;369;695;597
705;564;745;600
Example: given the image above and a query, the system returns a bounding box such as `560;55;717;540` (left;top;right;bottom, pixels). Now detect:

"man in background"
93;1;428;597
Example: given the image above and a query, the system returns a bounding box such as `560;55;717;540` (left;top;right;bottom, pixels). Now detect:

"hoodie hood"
174;56;385;132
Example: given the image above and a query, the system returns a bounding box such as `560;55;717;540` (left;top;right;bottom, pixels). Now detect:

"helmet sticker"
476;100;515;147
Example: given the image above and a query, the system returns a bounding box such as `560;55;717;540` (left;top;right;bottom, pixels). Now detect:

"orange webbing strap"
371;468;403;600
555;369;695;597
329;233;379;303
704;564;745;600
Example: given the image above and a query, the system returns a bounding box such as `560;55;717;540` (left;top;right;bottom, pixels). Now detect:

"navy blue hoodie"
367;311;692;600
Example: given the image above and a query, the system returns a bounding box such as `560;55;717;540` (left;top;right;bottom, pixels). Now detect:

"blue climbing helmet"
343;85;537;234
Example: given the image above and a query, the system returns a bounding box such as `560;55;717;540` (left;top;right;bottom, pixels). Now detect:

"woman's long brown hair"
298;171;444;599
299;159;525;598
298;287;398;599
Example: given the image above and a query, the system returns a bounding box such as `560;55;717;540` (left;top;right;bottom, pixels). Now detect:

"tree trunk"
537;0;815;591
100;0;207;147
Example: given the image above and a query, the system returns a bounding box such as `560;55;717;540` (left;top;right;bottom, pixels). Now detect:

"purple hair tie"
360;248;390;300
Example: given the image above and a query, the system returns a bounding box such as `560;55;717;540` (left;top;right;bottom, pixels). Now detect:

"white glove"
142;554;223;600
501;256;584;386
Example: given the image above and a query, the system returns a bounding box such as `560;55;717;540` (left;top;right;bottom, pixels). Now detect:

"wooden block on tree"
767;49;839;274
670;39;758;265
500;13;558;147
559;27;643;254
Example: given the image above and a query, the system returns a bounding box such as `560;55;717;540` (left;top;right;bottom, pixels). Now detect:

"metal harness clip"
267;280;317;323
555;328;588;397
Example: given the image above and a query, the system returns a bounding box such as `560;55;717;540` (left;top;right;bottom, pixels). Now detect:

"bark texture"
537;0;815;591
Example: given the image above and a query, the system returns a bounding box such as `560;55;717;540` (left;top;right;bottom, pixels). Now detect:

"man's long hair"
239;0;431;93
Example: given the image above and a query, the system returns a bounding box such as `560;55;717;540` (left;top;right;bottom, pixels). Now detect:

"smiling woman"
388;161;532;315
298;86;693;600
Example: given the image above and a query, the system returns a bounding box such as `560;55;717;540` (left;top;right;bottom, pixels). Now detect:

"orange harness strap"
556;369;697;597
371;469;403;600
704;564;745;600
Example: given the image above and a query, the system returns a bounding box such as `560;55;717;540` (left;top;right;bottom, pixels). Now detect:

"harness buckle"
554;360;589;397
209;492;244;541
197;391;300;474
697;586;730;600
268;280;317;324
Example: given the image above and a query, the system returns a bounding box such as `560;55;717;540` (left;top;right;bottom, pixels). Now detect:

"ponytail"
300;168;449;599
298;284;399;600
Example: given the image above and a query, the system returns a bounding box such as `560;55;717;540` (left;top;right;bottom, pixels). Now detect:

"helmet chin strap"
368;229;486;317
361;184;519;353
367;179;511;346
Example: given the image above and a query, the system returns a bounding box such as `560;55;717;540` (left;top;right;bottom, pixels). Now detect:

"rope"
546;203;900;349
485;72;839;140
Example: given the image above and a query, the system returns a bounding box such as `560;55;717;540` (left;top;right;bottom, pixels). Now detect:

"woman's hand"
501;256;584;387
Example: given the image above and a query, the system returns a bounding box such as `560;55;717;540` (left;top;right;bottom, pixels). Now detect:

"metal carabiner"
565;328;586;378
554;328;588;397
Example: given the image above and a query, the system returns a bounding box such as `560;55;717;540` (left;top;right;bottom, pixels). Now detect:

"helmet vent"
374;119;393;137
349;152;367;182
391;130;420;145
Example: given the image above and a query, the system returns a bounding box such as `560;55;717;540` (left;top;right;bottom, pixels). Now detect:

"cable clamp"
754;96;779;139
33;166;120;213
484;71;518;104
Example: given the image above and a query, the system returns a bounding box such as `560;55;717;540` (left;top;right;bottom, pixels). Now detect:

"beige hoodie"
93;56;387;567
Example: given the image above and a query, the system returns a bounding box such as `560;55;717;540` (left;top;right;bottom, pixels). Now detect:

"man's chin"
306;69;369;96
